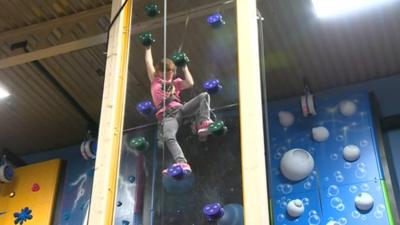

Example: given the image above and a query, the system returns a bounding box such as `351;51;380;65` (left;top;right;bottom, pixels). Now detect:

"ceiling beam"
0;4;111;43
0;0;234;69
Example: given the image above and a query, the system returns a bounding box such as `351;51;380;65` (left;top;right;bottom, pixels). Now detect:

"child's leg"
162;116;187;163
180;92;211;123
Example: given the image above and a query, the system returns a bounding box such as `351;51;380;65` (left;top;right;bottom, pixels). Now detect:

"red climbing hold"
31;183;40;192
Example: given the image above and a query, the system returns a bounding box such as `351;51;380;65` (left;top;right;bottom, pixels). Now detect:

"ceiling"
0;0;400;155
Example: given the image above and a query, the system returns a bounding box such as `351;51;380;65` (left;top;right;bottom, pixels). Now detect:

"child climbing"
144;45;214;175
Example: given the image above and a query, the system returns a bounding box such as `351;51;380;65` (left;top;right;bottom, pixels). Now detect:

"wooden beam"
0;34;107;69
87;0;132;224
0;0;234;69
237;0;270;225
0;4;111;43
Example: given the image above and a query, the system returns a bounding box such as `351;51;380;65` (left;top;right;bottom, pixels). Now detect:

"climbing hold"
301;94;317;116
343;145;361;162
144;3;160;17
13;207;33;225
287;199;305;218
278;111;295;128
203;203;225;221
0;164;14;183
138;32;155;47
339;100;357;117
326;221;340;225
166;164;187;179
207;13;225;28
9;192;15;198
203;79;222;94
172;52;190;67
63;213;70;220
31;183;40;192
128;176;136;183
136;100;156;117
122;220;130;225
312;126;330;142
355;192;374;211
208;120;228;136
280;148;314;181
80;139;97;160
129;137;149;151
117;201;122;207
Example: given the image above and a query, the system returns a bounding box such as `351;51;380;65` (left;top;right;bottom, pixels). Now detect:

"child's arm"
180;65;194;90
145;47;156;81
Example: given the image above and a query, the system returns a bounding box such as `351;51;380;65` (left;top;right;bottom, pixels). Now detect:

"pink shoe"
197;119;214;137
162;162;192;176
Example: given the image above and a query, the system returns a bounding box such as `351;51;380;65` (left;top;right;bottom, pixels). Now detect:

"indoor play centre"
1;0;400;225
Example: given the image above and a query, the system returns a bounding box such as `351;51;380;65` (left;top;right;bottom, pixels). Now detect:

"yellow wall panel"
0;159;62;225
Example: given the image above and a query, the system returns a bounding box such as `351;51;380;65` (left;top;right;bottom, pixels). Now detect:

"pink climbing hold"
31;183;40;192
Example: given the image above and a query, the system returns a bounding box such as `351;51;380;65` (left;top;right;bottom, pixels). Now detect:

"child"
144;46;213;175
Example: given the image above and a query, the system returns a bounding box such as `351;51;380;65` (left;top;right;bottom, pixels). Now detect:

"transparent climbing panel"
115;1;244;225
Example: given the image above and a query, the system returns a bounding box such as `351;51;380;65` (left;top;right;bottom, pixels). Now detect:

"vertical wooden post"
236;0;270;224
87;0;133;224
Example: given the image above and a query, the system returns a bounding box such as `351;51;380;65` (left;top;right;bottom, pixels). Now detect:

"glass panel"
257;0;400;224
116;1;243;225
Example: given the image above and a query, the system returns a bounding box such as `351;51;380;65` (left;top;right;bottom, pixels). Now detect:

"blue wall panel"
267;91;391;225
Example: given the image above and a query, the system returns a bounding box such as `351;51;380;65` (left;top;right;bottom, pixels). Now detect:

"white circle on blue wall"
312;126;330;142
287;199;305;218
280;149;315;181
343;145;361;162
355;192;374;211
339;100;357;116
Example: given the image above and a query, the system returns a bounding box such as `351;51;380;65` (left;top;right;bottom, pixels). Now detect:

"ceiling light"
312;0;398;18
0;87;10;99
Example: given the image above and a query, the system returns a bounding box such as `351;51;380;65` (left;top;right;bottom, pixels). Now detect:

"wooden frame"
237;0;270;224
87;0;133;224
88;0;270;224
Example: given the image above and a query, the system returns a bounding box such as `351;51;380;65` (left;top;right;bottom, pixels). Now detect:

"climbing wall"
115;108;243;225
22;144;96;225
154;109;242;225
0;159;62;225
267;91;394;225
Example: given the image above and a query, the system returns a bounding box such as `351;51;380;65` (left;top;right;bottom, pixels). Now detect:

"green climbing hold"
144;3;160;17
172;52;190;67
208;121;228;136
138;32;155;47
129;137;149;151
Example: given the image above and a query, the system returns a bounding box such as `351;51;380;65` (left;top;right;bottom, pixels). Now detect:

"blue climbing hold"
136;100;156;117
203;79;222;94
122;220;130;225
13;207;33;225
166;164;187;179
90;141;97;155
128;176;136;183
203;203;224;221
117;201;122;207
63;213;70;220
5;165;14;180
207;13;225;28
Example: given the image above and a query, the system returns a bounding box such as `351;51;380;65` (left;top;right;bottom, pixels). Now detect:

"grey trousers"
158;92;211;163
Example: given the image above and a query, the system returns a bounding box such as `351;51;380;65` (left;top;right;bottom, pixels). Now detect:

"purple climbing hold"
203;203;225;221
203;79;222;94
136;100;156;117
207;13;225;28
166;164;186;179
